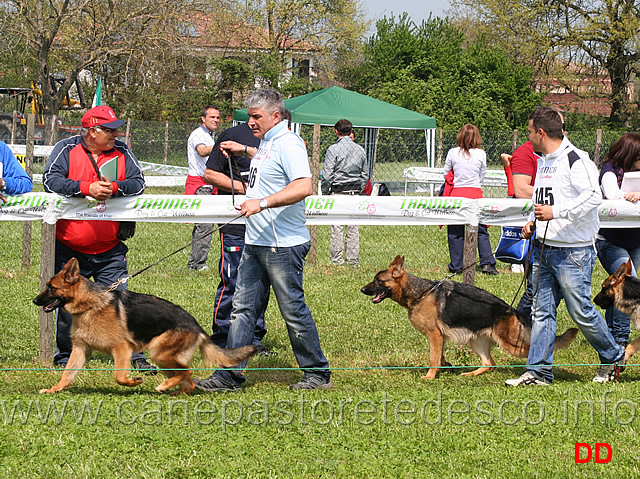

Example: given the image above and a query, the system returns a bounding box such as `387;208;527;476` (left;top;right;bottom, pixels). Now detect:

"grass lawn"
1;220;639;478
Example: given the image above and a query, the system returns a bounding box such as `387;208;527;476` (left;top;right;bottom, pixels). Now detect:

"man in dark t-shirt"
204;123;269;348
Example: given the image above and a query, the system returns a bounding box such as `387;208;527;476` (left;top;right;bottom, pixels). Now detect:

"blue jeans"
53;240;146;364
516;264;534;321
526;244;624;382
596;239;640;345
211;231;267;347
215;242;330;386
447;224;496;271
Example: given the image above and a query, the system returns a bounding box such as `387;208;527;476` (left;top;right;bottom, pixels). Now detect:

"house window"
292;58;310;79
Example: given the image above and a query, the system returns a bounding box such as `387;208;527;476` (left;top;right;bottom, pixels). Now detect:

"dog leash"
522;221;550;297
414;241;526;310
106;214;245;292
419;230;532;312
106;147;253;293
450;234;527;277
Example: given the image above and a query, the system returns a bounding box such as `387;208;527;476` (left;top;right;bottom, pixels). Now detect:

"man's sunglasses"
95;126;119;134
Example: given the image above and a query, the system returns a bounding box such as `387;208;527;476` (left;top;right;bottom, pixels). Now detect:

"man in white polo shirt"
186;105;220;271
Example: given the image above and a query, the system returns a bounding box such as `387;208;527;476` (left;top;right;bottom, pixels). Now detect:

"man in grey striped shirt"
320;119;368;266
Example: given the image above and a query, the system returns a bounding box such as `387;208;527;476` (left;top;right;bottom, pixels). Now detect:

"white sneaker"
511;264;525;273
505;371;551;386
188;264;209;272
592;362;623;383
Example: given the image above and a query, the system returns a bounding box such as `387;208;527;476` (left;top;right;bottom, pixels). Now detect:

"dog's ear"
625;259;633;276
390;255;405;278
613;260;631;281
62;257;81;284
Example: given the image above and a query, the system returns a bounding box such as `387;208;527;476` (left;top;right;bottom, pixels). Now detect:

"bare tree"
2;0;193;114
208;0;369;83
449;0;640;126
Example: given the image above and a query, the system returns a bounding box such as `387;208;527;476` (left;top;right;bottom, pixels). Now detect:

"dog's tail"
199;334;261;368
552;328;579;351
493;315;578;358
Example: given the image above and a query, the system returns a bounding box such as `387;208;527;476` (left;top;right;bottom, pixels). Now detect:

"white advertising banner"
304;195;475;225
0;193;61;222
1;193;640;227
598;199;640;228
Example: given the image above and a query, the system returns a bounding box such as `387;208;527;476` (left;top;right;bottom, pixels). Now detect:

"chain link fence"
1;114;627;274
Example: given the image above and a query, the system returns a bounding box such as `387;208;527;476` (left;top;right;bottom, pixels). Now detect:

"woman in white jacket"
443;124;498;275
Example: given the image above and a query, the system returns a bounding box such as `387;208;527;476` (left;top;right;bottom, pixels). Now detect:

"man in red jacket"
43;105;156;373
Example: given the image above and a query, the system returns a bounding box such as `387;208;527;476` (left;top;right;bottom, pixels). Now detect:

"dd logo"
574;443;612;464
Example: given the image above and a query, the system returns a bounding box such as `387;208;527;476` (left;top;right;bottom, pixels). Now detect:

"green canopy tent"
233;86;438;177
234;85;436;129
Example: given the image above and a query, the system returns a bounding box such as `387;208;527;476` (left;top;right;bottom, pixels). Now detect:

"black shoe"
132;358;158;375
448;266;462;274
290;374;333;390
193;374;241;392
481;264;499;275
54;360;68;368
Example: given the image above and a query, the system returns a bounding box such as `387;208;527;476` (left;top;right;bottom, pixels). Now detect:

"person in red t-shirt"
501;141;538;199
43;105;156;373
501;140;539;318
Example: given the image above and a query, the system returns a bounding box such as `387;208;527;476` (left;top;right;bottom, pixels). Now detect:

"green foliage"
213;58;255;95
450;0;640;127
339;14;541;130
279;74;321;99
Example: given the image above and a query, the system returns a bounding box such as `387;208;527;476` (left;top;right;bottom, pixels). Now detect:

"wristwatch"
259;198;268;211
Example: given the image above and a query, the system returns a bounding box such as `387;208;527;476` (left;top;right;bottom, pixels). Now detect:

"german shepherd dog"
361;256;578;379
34;258;259;395
594;259;640;361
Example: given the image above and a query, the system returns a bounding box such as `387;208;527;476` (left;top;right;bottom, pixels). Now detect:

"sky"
361;0;451;29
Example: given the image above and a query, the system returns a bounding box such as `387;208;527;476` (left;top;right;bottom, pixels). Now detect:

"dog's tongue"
43;300;61;313
372;293;384;304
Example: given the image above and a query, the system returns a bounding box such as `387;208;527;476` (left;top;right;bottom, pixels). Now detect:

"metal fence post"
163;120;169;165
437;128;443;167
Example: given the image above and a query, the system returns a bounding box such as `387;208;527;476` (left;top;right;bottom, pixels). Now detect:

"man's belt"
534;240;563;251
331;182;361;194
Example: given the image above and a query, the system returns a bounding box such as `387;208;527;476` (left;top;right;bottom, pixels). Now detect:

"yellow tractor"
0;76;86;143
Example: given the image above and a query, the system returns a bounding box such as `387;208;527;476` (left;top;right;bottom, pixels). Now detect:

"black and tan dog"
34;257;259;395
594;259;640;361
361;256;578;379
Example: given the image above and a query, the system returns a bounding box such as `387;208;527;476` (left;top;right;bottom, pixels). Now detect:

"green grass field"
1;220;639;478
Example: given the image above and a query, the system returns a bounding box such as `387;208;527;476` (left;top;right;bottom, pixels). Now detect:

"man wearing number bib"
195;89;332;391
505;107;624;386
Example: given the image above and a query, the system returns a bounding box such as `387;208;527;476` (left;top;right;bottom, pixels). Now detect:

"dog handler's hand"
522;221;535;239
89;178;113;202
219;140;244;157
624;191;640;203
238;199;262;218
534;203;553;221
